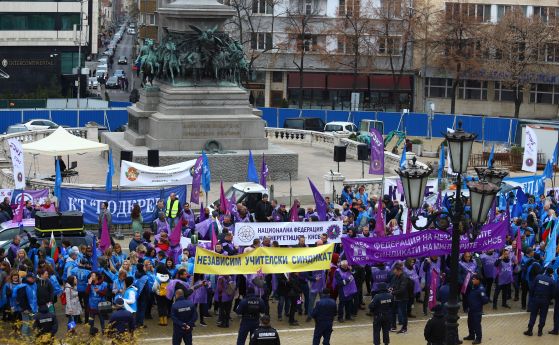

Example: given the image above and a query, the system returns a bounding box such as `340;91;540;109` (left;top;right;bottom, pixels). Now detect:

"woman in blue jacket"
86;272;108;335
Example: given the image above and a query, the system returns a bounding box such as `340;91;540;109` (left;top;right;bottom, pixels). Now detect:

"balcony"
139;0;156;13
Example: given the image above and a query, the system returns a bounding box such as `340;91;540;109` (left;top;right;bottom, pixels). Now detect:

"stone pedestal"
323;172;345;196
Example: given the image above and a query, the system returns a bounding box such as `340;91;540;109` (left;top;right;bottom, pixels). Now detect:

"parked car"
97;63;108;71
23;119;60;130
127;28;136;34
103;49;114;57
106;76;120;89
283;117;325;132
324;121;358;134
5;124;28;134
1;229;95;255
97;57;108;65
209;182;268;215
113;69;126;78
0;219;35;242
118;56;128;64
88;76;99;89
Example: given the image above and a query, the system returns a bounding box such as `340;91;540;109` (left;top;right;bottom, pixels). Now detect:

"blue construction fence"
259;108;519;143
0;108;128;133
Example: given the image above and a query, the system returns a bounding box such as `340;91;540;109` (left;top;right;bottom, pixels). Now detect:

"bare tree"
430;0;482;114
484;10;558;117
374;0;417;110
321;0;376;95
282;0;323;109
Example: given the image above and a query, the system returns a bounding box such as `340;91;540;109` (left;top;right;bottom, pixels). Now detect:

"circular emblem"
372;160;381;170
525;158;534;167
1;59;7;68
237;225;255;243
17;172;22;182
125;167;140;181
326;224;341;240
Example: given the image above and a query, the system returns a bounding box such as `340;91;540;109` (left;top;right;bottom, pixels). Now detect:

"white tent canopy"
22;127;109;156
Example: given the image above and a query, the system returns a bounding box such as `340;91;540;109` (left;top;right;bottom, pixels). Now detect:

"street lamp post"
395;122;506;345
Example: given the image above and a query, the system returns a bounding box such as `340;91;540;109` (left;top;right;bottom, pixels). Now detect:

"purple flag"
435;191;442;211
195;218;211;239
169;214;183;247
428;269;439;310
219;181;229;214
288;200;300;222
374;199;385;236
405;208;412;234
260;154;269;188
229;194;237;216
342;220;508;265
99;217;111;252
308;178;327;221
488;197;496;223
190;156;203;204
199;202;206;222
369;128;384;175
460;272;471;294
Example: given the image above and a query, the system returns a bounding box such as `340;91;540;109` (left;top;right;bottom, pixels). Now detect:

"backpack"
60;289;67;305
158;281;169;297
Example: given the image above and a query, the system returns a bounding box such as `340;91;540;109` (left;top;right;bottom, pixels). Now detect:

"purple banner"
190;157;203;204
342;220;508;265
11;189;50;205
369;128;384;175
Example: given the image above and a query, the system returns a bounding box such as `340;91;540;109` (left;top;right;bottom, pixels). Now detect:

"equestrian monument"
103;0;297;181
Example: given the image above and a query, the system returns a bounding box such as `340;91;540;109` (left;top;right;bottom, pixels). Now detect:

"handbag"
97;301;113;314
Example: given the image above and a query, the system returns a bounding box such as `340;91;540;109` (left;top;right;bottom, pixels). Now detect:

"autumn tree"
484;9;559;117
322;0;376;94
430;0;483;114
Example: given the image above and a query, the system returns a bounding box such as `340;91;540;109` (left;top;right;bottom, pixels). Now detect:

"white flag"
522;126;538;173
7;138;25;189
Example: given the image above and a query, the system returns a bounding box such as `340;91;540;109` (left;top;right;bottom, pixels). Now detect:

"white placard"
522;126;538;173
120;159;196;187
233;221;343;246
7;139;25;189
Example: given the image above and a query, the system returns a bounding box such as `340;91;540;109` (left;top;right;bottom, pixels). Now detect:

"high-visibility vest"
166;198;179;218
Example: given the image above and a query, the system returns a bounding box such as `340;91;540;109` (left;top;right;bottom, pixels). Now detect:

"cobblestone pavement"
134;299;557;345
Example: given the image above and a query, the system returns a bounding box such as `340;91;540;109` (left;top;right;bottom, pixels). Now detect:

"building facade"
414;0;559;119
0;0;99;97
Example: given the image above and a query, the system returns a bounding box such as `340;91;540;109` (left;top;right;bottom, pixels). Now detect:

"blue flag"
308;178;327;221
552;142;559;165
247;151;259;183
442;193;451;212
399;147;406;169
54;158;62;201
488;144;495;168
105;149;114;192
91;235;99;272
544;160;553;180
201;151;211;193
438;145;445;181
545;220;558;266
511;188;528;218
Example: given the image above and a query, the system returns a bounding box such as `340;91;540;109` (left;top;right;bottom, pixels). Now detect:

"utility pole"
76;0;84;110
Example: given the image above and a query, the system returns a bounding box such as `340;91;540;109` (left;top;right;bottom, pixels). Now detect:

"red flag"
428;268;439;310
374;199;385;236
169;214;182;247
99;217;111;252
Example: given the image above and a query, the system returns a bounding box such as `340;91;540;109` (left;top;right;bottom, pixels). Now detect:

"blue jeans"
136;296;147;326
397;300;408;329
89;313;105;332
307;291;318;317
277;296;289;318
22;311;32;336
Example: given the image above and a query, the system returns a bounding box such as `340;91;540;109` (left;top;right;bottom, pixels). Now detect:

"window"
272;71;283;83
425;78;452;98
60;13;80;30
145;14;155;25
378;36;400;55
534;6;549;23
305;0;313;15
252;0;273;14
60;52;79;74
0;13;58;30
494;81;523;102
339;0;360;17
380;0;401;18
458;80;487;100
530;83;559;104
539;43;559;63
337;36;356;54
303;35;317;52
250;32;272;50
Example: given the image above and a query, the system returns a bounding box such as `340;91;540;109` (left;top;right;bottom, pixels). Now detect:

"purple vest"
214;276;234;302
310;271;326;293
497;259;513;285
246;274;266;297
460;260;477;274
154;219;169;234
404;266;421;294
336;268;357;299
371;266;391;292
189;279;209;304
182;211;195;229
235;213;251;223
480;253;498;279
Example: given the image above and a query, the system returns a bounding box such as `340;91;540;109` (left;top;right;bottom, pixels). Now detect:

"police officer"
33;304;58;340
463;274;489;345
249;315;280;345
524;267;555;337
171;289;198;345
236;287;266;345
369;282;393;345
549;267;559;335
108;297;136;341
311;288;337;345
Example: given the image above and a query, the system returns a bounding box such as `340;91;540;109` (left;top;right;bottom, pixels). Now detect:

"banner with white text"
120;159;196;187
233;221;343;246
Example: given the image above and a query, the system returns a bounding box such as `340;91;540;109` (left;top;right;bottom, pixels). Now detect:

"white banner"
233;221;343;246
7;139;25;189
120;159;196;187
522;126;538;173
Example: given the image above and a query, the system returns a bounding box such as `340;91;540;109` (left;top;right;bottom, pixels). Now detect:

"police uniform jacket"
311;296;337;322
465;285;489;313
249;325;281;345
33;307;58;335
369;291;393;317
530;274;555;301
235;294;266;320
171;296;198;332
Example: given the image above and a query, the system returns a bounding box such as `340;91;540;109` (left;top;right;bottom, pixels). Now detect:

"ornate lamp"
475;164;509;187
395;157;433;210
467;179;500;240
445;122;476;174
